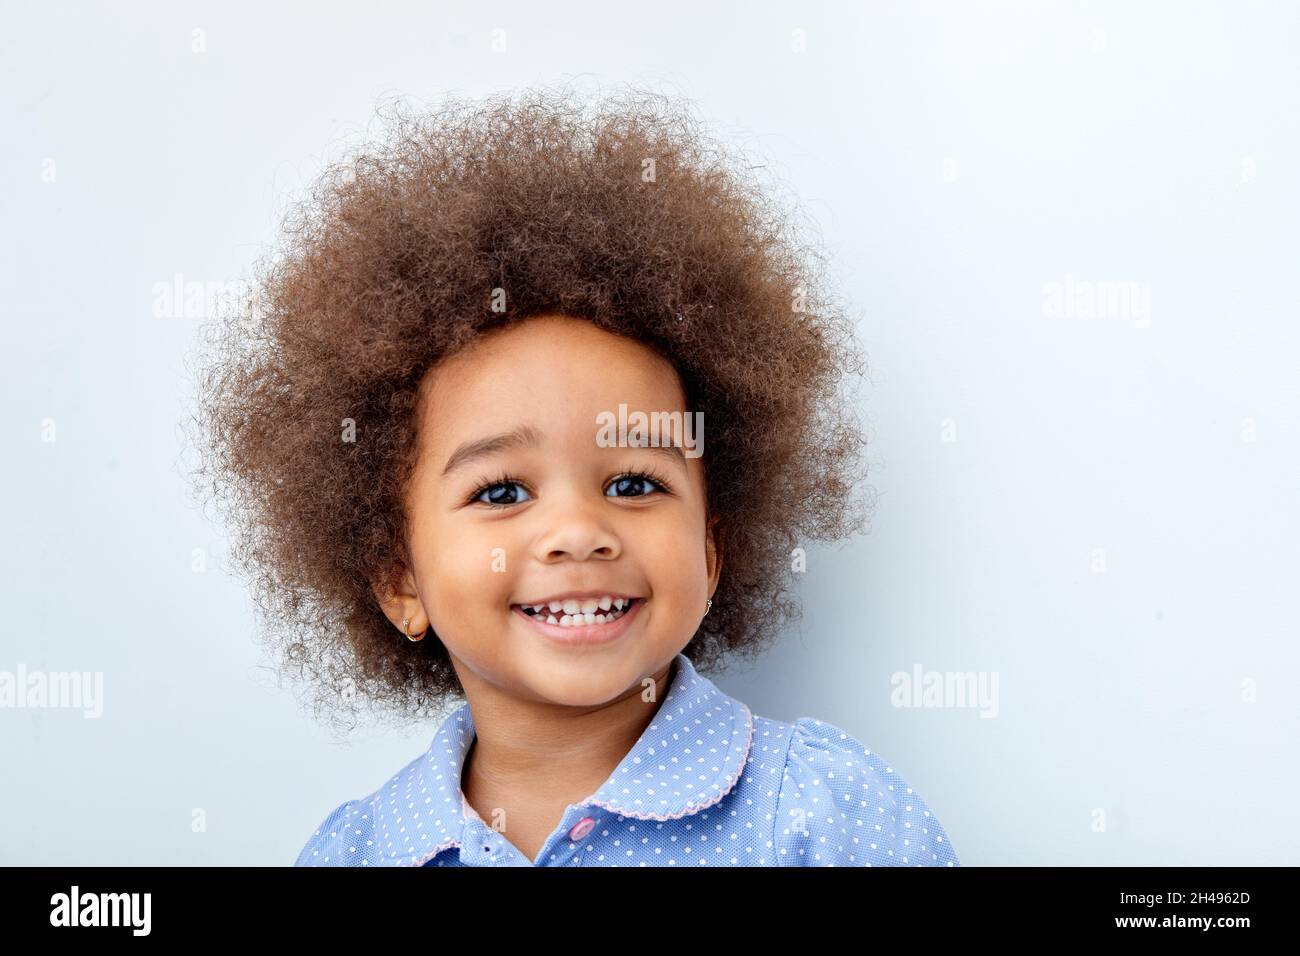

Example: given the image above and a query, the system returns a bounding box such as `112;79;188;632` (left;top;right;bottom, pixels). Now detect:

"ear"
705;513;724;599
370;563;427;637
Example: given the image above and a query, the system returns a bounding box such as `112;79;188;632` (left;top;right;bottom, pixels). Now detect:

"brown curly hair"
189;83;874;733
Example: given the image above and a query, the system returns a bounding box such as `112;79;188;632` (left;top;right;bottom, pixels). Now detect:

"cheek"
640;522;709;592
410;515;512;609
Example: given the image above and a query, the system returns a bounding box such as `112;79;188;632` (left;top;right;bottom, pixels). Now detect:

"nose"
531;491;621;563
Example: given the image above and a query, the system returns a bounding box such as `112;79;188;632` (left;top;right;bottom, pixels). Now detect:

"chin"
520;654;653;706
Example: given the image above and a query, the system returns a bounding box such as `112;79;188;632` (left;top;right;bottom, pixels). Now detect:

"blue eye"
467;469;673;509
605;471;668;498
472;478;533;507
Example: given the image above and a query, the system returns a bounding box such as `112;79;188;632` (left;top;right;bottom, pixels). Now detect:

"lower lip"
512;598;645;647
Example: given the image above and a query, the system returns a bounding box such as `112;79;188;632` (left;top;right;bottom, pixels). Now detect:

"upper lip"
512;590;642;606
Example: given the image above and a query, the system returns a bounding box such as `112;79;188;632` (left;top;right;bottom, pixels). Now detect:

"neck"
457;658;677;811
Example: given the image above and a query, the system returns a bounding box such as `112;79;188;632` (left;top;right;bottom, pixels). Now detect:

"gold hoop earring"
403;617;425;642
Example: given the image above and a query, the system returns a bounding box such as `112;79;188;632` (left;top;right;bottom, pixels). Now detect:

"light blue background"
2;0;1296;865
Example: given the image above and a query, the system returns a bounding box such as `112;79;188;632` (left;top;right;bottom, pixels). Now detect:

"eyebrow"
441;424;543;477
440;423;687;478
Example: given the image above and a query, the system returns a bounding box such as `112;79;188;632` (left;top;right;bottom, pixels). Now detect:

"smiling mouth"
512;597;643;628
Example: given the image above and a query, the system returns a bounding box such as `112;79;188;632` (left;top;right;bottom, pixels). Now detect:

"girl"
194;85;960;867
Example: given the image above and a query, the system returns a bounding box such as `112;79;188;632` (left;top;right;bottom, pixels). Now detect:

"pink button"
567;816;595;841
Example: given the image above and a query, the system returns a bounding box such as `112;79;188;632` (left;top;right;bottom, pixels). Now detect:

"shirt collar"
374;651;754;866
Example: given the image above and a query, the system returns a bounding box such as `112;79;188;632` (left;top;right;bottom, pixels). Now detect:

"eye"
470;475;533;507
605;470;672;498
466;467;674;509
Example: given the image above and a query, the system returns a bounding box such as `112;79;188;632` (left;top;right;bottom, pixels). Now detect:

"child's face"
381;313;721;707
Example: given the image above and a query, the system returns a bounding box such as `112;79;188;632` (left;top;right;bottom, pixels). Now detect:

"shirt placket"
529;805;601;867
457;800;602;867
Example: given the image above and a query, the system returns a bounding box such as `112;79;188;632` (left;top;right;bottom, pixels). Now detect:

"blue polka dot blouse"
295;652;961;867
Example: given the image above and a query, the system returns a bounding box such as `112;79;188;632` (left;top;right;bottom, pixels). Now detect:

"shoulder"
294;705;478;867
293;752;420;867
294;794;381;866
293;725;464;867
771;716;960;866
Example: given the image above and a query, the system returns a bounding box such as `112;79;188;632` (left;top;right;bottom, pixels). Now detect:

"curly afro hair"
190;83;874;732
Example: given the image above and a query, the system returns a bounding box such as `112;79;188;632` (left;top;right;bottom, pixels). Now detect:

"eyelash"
466;467;675;508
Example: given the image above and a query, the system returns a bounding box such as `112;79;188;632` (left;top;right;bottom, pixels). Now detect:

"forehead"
418;314;689;453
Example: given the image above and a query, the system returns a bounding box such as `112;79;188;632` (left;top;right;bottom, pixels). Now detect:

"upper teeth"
526;596;630;615
516;595;636;626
